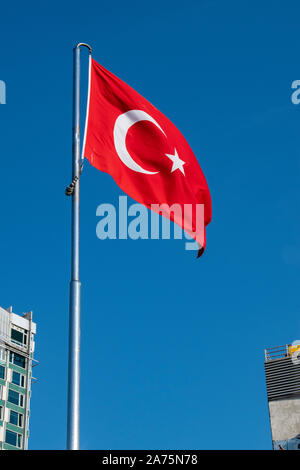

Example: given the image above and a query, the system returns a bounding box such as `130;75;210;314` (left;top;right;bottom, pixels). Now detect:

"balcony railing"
264;344;298;362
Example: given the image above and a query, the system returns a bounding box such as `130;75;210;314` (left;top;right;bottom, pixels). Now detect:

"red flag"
83;57;212;256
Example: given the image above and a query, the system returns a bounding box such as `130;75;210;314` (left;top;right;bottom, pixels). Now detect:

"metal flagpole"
66;42;91;450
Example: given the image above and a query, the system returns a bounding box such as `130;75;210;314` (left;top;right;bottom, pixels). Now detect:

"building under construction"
265;343;300;450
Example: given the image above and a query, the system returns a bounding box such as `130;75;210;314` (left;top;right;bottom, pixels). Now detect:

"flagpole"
66;42;91;450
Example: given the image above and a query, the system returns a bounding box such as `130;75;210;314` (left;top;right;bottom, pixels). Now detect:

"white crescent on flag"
113;109;166;175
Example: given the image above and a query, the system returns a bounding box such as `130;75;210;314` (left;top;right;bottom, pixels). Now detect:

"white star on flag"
165;149;186;175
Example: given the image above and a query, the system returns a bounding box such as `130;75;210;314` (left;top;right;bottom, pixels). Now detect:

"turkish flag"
83;58;212;256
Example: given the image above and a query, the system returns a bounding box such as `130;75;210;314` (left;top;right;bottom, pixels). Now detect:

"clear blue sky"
1;0;300;450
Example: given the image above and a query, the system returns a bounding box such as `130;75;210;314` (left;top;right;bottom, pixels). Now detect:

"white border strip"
81;53;92;161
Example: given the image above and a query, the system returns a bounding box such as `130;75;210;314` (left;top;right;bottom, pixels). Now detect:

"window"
11;328;27;346
0;346;6;362
7;389;24;407
9;410;23;427
0;405;3;420
0;365;5;379
12;371;25;388
9;352;26;369
5;429;22;448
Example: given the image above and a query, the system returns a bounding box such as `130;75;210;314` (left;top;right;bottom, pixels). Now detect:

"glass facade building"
0;306;37;450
